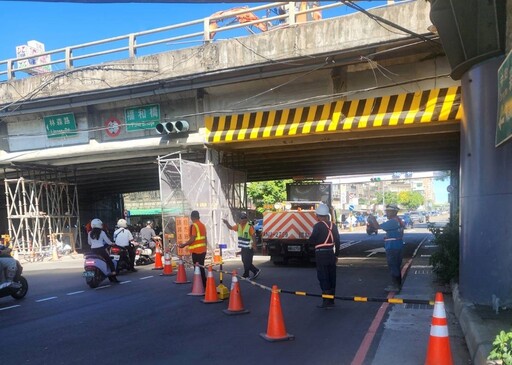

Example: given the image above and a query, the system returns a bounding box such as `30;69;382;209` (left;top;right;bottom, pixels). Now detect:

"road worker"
309;203;341;308
367;204;405;292
179;211;208;288
223;212;261;280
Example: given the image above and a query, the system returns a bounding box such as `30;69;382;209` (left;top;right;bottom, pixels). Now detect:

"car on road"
254;219;263;247
408;211;424;223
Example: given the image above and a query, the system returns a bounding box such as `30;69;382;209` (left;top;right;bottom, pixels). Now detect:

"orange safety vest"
188;222;207;254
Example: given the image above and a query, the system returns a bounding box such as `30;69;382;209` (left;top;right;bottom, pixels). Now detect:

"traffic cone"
201;265;222;303
425;292;453;365
152;243;163;270
223;271;249;315
260;285;294;342
52;245;59;261
174;259;190;284
187;263;205;296
160;250;175;276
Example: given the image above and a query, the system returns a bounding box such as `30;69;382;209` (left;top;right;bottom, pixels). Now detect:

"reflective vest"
237;224;252;249
315;221;335;250
188;222;207;254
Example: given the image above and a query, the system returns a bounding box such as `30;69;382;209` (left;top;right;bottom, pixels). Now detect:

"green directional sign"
44;113;77;138
125;104;160;131
497;50;512;147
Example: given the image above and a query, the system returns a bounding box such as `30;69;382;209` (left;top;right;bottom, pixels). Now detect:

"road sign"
349;204;355;211
44;113;77;138
497;50;512;147
124;104;160;131
105;117;122;137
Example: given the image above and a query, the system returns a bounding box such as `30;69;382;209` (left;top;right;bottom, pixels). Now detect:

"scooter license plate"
83;271;95;277
111;255;120;261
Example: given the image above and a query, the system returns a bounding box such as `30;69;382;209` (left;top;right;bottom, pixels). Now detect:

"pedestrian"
309;203;341;308
179;211;207;288
88;218;119;282
223;212;261;280
113;218;137;272
367;204;405;292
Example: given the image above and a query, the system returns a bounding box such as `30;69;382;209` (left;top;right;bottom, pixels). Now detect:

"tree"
247;180;292;213
397;191;424;210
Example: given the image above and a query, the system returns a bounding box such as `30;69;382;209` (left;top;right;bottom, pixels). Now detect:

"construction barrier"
174;259;190;284
260;285;294;342
201;265;222;304
187;263;205;296
223;270;249;315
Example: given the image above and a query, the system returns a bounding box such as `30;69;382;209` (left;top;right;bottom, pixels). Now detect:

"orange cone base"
223;308;250;315
425;337;453;365
152;267;164;270
160;272;176;276
201;297;223;304
174;279;191;284
259;332;295;342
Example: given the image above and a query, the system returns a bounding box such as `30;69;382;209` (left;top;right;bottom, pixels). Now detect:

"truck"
263;182;334;265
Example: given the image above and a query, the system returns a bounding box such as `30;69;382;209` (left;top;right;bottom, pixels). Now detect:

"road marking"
0;305;20;311
120;280;131;284
424;245;437;248
35;296;57;302
140;276;153;280
340;240;361;250
67;291;85;296
365;247;386;257
420;254;432;258
95;285;111;290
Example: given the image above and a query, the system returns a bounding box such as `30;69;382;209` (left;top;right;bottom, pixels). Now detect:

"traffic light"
370;178;381;182
155;120;189;135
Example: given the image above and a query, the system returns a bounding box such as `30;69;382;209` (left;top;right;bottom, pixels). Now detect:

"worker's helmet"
315;203;330;216
117;219;128;228
91;218;103;229
146;220;153;226
385;204;400;212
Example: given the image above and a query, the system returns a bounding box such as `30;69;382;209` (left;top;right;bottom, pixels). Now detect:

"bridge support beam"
459;56;512;306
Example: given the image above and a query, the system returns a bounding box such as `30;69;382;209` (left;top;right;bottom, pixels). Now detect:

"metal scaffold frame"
4;176;81;257
158;152;247;259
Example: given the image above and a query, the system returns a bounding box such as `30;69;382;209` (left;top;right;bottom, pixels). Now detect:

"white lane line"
140;276;153;280
120;280;131;284
340;240;361;250
0;305;21;311
95;285;111;290
67;291;85;296
36;296;58;302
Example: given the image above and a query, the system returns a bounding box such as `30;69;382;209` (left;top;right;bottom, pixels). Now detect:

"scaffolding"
158;153;247;259
4;176;81;258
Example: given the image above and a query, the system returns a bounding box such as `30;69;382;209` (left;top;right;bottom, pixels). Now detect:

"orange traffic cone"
223;270;249;315
187;263;205;296
152;243;163;270
174;259;190;284
425;292;453;365
201;265;222;303
260;285;294;342
160;250;175;276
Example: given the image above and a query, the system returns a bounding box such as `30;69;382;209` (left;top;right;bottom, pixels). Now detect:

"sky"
0;1;394;62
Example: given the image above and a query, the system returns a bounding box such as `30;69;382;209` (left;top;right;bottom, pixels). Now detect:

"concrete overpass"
0;1;459;197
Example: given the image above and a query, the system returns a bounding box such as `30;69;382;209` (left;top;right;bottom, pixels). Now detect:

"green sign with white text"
497;50;512;147
125;104;160;131
44;113;77;138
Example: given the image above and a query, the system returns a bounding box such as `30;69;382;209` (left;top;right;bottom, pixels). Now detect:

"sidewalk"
372;239;512;365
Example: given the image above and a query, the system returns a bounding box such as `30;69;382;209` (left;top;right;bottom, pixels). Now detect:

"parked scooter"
83;253;121;288
0;260;28;300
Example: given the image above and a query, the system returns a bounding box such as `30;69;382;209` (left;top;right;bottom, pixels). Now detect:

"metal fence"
0;1;395;82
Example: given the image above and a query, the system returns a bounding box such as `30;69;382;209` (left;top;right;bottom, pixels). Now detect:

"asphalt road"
1;228;439;365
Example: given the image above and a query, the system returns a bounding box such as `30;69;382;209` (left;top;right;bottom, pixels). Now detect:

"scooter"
108;244;131;274
83;252;120;288
134;242;154;266
0;260;28;300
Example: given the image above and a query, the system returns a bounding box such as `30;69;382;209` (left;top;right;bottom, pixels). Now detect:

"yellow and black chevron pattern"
205;86;462;143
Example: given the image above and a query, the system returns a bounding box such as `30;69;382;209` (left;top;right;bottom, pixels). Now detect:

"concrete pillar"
459;56;512;306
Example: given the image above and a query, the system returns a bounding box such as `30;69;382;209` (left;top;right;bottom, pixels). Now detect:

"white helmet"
315;203;330;216
117;219;127;228
91;218;103;229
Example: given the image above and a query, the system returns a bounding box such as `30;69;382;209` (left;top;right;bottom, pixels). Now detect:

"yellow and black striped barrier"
179;258;434;306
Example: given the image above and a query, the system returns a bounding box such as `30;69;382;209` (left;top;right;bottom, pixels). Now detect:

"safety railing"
0;1;395;82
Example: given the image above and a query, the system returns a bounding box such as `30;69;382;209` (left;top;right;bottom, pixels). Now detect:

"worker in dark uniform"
309;203;341;308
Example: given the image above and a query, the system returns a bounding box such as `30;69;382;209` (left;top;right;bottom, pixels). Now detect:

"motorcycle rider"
140;220;158;249
88;218;119;282
113;219;137;272
0;242;21;289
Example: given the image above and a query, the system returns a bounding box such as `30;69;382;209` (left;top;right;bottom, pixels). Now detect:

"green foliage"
247;180;292;213
397;191;424;210
428;213;459;284
488;330;512;364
